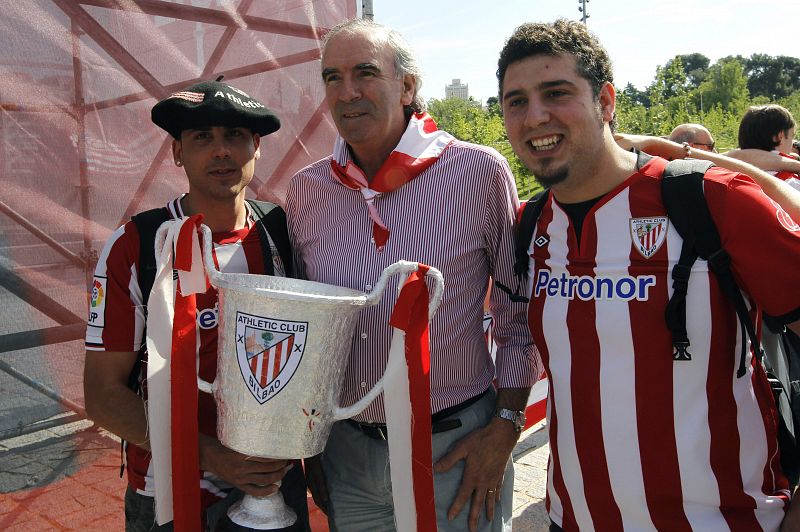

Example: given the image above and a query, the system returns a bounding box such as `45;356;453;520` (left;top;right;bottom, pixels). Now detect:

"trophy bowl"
195;226;443;530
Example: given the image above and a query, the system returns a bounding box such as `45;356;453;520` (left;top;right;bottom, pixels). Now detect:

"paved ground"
0;322;550;529
0;401;550;531
511;421;550;531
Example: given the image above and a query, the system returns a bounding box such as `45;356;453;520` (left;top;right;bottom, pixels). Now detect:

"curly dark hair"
737;104;796;151
497;19;613;99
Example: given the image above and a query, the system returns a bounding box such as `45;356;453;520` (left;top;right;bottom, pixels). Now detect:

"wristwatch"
493;407;526;432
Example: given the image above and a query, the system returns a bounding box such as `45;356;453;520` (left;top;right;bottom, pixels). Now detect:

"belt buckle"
376;425;387;440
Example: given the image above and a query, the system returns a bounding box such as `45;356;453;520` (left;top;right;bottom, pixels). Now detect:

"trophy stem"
225;491;298;530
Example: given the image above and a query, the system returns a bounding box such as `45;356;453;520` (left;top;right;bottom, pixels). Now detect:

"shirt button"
360;382;367;388
365;284;372;291
361;332;368;339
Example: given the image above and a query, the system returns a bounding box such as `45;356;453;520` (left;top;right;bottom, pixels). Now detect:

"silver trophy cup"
194;225;443;530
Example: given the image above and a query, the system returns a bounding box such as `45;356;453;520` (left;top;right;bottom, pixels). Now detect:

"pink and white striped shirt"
287;139;539;423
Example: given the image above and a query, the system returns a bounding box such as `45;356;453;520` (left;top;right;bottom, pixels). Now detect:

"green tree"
621;82;648;107
427;97;541;199
648;56;689;103
696;58;750;115
745;54;800;100
614;88;649;134
673;53;710;87
485;96;500;117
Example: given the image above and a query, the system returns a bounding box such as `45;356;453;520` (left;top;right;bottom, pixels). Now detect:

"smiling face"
173;125;260;202
501;53;614;193
321;30;414;166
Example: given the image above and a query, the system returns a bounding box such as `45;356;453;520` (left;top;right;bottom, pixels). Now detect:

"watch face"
496;408;525;431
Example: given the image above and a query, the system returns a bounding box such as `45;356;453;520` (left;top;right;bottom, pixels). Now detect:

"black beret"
151;80;281;139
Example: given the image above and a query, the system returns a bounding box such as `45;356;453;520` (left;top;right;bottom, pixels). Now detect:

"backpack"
117;199;294;476
125;199;293;391
502;155;800;487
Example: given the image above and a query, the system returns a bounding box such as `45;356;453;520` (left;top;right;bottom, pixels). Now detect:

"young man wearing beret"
83;80;308;531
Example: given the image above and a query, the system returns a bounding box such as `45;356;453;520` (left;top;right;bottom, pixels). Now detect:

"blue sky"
370;0;798;103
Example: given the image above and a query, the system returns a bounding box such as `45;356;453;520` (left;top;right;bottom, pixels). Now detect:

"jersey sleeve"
704;168;800;324
85;222;145;352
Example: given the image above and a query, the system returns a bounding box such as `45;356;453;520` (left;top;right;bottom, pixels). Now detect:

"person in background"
668;123;716;151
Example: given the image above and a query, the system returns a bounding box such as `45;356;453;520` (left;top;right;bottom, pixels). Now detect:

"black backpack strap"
662;159;763;378
495;190;549;303
129;207;170;391
120;207;170;477
246;199;294;278
132;208;171;306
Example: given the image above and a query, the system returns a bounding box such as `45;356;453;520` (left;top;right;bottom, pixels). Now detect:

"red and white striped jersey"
85;196;278;497
528;156;800;531
771;152;800;190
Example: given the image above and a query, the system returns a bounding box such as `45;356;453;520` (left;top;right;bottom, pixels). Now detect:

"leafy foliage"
616;53;799;151
427;97;542;199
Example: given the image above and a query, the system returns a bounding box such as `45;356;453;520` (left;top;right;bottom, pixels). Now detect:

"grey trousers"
322;390;514;531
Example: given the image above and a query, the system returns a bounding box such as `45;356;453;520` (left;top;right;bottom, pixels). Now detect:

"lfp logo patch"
91;279;104;307
630;217;668;259
235;311;306;404
88;277;107;327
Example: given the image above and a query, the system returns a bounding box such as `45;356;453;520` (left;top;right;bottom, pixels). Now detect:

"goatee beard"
534;167;568;188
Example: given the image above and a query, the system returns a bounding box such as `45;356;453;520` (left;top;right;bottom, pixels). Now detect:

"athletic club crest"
630;217;669;259
235;311;307;404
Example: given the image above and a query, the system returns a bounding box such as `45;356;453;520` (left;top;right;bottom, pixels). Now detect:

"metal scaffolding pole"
578;0;589;24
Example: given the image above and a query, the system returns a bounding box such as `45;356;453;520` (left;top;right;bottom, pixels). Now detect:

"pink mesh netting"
0;0;353;413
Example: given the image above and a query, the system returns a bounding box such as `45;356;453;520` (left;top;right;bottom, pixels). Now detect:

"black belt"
347;388;490;441
347;418;462;440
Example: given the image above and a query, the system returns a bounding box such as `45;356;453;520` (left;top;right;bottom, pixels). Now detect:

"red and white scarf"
147;215;209;530
330;112;454;251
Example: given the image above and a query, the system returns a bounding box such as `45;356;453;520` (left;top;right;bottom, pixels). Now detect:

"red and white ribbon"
146;215;208;529
384;265;437;532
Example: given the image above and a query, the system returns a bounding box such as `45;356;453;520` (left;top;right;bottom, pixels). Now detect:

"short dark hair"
497;19;613;99
738;104;796;151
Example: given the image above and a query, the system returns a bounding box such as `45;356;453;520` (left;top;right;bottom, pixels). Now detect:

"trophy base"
215;514;304;532
216;492;298;531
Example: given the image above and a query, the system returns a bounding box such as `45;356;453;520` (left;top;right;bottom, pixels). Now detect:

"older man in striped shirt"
287;18;539;532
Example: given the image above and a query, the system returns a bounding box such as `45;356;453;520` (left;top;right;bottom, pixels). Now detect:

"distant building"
445;78;469;100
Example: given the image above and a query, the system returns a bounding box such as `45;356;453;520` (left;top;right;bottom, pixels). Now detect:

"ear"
252;133;261;160
400;73;415;107
171;138;182;166
597;81;616;123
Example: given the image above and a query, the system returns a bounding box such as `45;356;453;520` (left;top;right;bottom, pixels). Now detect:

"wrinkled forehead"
322;29;393;71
